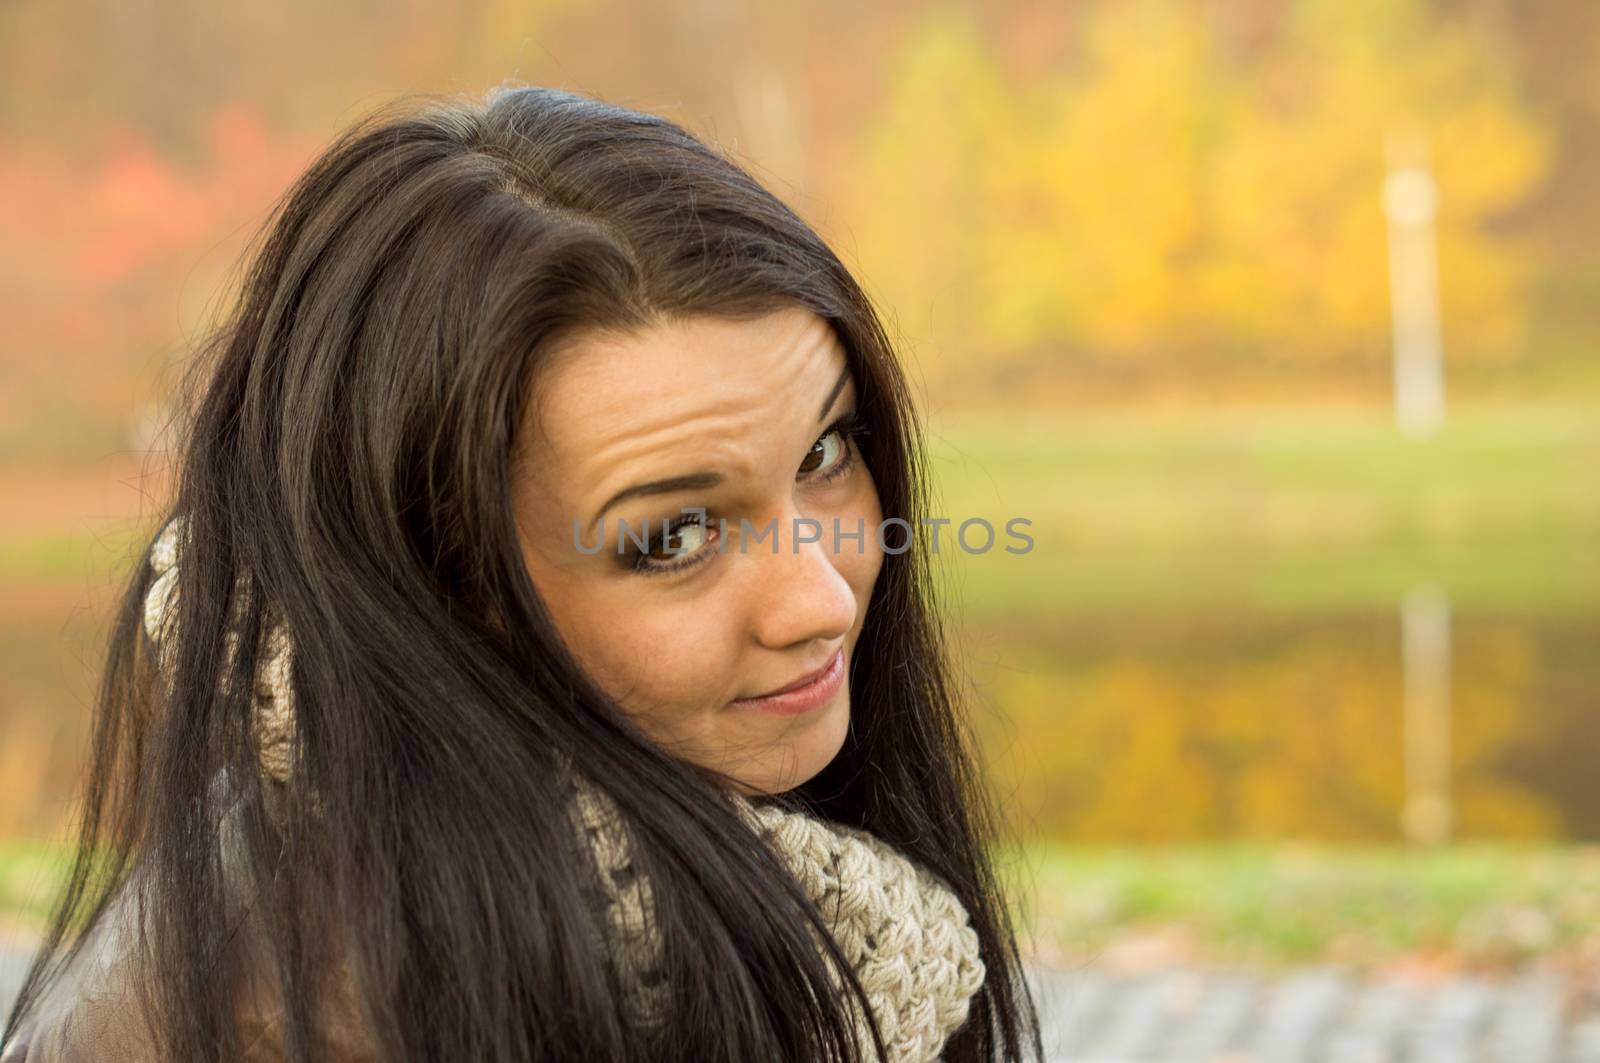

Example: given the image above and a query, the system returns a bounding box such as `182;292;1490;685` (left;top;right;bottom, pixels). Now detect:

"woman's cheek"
606;599;732;730
842;469;885;591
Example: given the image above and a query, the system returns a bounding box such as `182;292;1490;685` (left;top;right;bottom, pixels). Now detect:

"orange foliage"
0;107;320;445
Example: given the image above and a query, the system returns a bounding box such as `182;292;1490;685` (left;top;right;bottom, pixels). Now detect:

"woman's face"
511;306;884;795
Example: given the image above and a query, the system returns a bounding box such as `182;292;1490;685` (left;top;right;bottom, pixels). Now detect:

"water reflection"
964;610;1599;842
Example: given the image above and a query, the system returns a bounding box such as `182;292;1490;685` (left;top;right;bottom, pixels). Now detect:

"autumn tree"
843;0;1553;389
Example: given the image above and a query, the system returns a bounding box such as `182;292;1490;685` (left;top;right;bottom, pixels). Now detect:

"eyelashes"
625;406;869;577
807;406;869;485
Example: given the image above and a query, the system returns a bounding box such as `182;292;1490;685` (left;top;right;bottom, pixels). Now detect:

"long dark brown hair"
3;85;1041;1062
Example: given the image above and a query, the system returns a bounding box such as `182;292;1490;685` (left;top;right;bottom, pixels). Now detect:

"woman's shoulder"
3;873;161;1062
3;867;377;1063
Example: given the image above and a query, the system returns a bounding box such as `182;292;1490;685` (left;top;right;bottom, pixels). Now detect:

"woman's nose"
742;514;860;651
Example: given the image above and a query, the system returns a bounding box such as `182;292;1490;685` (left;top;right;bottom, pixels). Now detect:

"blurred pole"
1383;131;1446;439
695;0;808;193
733;61;807;191
1401;583;1453;846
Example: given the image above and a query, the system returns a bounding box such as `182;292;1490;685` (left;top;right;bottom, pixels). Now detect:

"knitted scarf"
140;515;986;1061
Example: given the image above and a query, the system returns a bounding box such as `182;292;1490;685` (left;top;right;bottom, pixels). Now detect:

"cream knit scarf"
140;516;986;1061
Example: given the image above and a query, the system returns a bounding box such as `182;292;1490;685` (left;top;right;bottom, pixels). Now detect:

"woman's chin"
728;687;852;797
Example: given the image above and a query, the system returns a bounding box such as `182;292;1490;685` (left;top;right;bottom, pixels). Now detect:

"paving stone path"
1028;964;1600;1062
4;945;1599;1060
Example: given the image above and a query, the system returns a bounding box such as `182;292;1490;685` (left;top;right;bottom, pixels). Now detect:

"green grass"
1006;841;1600;971
0;527;149;584
9;835;1596;974
6;399;1597;620
925;397;1600;618
0;838;72;935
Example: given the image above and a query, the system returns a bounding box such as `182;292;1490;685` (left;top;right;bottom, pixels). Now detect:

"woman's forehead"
525;308;852;475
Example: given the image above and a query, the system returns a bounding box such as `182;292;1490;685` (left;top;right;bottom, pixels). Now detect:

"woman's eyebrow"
587;366;853;534
817;365;851;423
589;470;724;534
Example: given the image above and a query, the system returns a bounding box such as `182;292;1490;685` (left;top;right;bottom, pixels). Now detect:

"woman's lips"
730;647;846;717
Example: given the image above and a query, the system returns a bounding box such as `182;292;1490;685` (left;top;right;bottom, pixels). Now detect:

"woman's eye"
651;516;708;559
799;427;849;479
631;512;719;576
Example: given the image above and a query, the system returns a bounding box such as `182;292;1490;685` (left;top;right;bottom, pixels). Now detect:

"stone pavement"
5;944;1600;1060
1028;963;1600;1062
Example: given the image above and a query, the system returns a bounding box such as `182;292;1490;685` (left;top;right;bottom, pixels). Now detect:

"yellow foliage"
843;0;1554;382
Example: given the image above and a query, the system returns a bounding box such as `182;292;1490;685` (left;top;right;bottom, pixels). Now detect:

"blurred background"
2;0;1598;1051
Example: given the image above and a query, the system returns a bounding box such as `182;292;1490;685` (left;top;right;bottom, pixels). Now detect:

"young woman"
1;85;1042;1062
